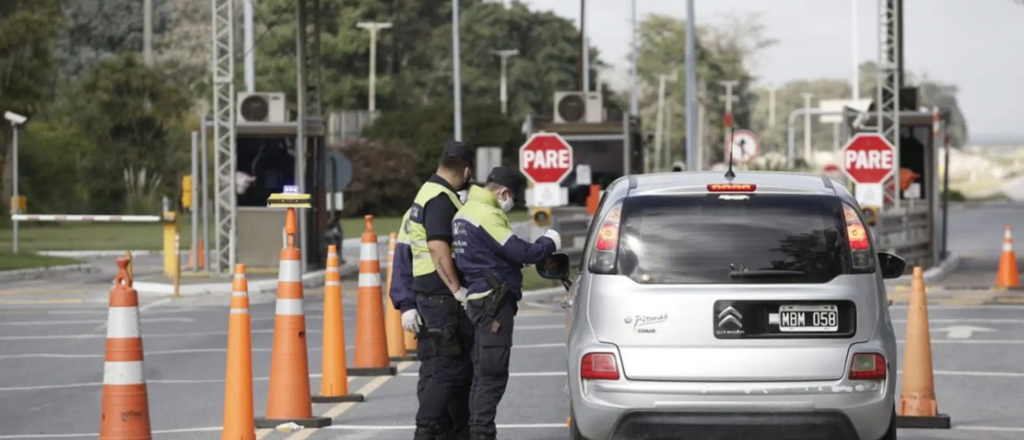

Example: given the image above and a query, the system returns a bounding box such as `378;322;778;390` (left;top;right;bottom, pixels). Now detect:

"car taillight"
588;202;623;274
581;352;620;380
843;204;875;272
848;353;886;380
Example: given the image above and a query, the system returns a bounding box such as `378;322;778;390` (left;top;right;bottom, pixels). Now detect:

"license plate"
777;304;838;332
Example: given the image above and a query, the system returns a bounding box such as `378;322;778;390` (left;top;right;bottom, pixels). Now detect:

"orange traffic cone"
896;267;951;429
997;226;1020;288
384;233;411;361
313;245;365;403
350;215;397;376
255;207;330;429
99;258;152;440
222;264;255;440
198;239;206;270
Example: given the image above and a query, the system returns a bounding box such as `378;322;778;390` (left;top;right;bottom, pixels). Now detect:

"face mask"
499;192;514;212
457;190;469;204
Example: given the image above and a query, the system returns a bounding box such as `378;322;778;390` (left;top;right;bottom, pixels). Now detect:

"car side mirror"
537;253;571;281
878;252;906;279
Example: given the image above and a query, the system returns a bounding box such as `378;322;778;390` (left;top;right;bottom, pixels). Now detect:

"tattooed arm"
423;195;462;294
428;242;461;293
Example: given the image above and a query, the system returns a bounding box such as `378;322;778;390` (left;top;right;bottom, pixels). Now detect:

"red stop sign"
841;133;896;184
519;133;574;184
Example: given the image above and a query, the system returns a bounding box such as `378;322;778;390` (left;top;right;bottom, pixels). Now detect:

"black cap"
443;140;475;166
486;166;526;201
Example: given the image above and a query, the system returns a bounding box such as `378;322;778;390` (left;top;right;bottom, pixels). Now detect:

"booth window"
236;136;296;207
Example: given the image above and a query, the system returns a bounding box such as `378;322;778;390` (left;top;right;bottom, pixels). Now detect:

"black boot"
447;426;471;440
414;426;442;440
469;429;496;440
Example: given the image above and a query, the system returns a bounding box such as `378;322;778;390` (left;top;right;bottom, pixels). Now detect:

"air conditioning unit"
237;92;287;123
553;91;603;124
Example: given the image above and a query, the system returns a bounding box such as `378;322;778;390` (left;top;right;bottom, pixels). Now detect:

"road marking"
513;343;563;350
0;328;322;341
323;423;566;431
956;425;1024;432
273;361;415;440
930;325;997;339
894;318;1024;324
897;369;1024;378
0;299;85;305
0;290;83;295
516;324;563;330
397;371;565;378
897;339;1024;345
0;317;194;326
890;304;1024;310
0;375;349;392
0;346;348;360
0;426;225;438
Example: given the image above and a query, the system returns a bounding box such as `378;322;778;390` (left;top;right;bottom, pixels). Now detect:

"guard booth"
525;113;645;206
231;121;330;271
844;91;951;268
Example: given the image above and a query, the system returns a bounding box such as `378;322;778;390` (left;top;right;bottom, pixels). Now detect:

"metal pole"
768;87;776;128
143;0;153;66
579;0;586;91
452;0;463;141
851;0;859;100
500;55;508;115
801;93;814;164
190;131;200;271
785;108;847;167
665;101;673;167
243;0;255;92
630;0;639;116
11;124;19;253
200;117;210;270
941;125;950;260
719;80;739;161
295;0;308;274
685;0;698;170
622;113;630;176
654;75;667;172
369;27;378;114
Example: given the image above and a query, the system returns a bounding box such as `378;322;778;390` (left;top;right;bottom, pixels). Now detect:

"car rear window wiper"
729;269;805;278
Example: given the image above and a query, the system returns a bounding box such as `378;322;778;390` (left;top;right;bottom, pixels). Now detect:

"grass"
0;210;532;251
0;250;79;271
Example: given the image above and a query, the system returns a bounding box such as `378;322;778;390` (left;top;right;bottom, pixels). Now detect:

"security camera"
4;111;27;125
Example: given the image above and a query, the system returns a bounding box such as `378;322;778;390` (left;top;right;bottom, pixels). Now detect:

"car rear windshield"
615;193;852;285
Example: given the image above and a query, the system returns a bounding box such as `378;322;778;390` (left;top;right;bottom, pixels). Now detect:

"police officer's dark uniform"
408;141;477;440
452;167;560;440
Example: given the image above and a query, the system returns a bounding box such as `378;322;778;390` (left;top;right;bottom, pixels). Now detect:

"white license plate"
778;304;839;332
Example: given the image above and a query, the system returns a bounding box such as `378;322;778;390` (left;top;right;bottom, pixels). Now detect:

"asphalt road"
1;207;1024;439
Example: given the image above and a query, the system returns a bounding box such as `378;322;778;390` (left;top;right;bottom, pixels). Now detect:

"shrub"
337;138;421;217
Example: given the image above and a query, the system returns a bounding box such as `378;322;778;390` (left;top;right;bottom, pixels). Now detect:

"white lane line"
324;423;566;430
0;374;349;392
397;371;565;378
0;346;356;360
515;324;563;330
0;317;194;326
0;328;322;341
890;304;1024;310
89;297;174;333
896;339;1024;345
0;426;224;439
893;318;1024;324
898;370;1024;378
956;426;1024;432
513;343;563;350
274;361;415;440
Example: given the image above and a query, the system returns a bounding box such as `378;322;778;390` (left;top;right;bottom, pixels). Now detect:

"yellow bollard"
124;250;133;278
162;212;178;278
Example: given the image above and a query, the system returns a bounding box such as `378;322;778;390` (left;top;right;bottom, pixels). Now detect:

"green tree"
0;0;66;222
65;54;193;214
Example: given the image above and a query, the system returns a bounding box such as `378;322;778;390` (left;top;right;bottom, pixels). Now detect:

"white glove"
401;309;422;333
543;229;562;251
453;286;468;305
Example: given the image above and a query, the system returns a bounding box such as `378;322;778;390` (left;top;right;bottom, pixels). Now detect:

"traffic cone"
222;264;255;440
384;233;411;361
99;257;152;440
312;245;365;403
996;226;1020;288
349;215;397;376
255;207;330;429
198;239;206;270
895;267;951;429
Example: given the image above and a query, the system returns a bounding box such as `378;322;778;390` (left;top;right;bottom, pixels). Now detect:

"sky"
515;0;1024;141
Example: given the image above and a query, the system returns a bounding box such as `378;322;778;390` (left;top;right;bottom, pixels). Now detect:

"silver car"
537;171;907;440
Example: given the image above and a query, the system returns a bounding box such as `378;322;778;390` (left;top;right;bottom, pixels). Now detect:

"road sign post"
519;133;574;208
727;129;760;164
841;133;896;209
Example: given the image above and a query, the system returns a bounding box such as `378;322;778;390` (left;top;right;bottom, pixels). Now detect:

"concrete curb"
0;263;98;282
132;263;359;297
892;252;961;285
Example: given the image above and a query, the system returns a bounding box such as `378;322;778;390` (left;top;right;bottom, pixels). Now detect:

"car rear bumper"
571;379;893;440
610;410;860;440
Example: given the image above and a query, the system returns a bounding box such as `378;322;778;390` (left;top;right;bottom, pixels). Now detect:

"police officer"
452;167;561;440
401;141;477;440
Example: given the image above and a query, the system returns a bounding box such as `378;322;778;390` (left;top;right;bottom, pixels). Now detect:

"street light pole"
357;22;393;115
685;0;698;170
10;122;19;253
493;49;519;115
719;80;739;160
629;0;639;116
655;71;679;172
452;0;463;141
801;92;814;164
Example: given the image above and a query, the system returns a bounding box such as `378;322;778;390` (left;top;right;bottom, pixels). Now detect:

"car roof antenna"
724;137;736;181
